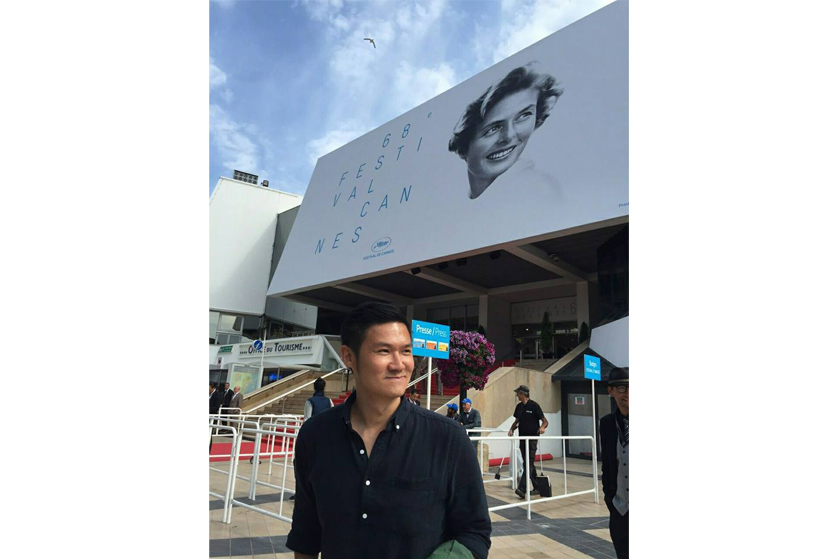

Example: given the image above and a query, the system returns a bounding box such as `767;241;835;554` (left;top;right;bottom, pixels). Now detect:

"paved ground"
209;452;616;559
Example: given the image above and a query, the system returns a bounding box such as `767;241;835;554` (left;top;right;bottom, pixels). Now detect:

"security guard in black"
509;385;548;496
513;399;545;435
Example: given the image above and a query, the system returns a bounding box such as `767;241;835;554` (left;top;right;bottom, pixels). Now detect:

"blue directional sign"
253;340;263;352
584;354;601;381
411;320;450;359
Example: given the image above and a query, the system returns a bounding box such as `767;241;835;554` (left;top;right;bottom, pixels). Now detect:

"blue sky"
209;0;612;196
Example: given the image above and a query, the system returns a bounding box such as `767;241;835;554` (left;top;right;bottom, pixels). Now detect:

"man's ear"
340;345;355;370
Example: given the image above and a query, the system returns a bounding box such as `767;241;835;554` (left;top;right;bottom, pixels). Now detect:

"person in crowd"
448;63;563;200
507;384;548;499
209;383;222;415
229;385;243;416
209;383;223;453
409;385;422;406
303;377;334;421
221;382;233;425
599;367;629;559
460;398;482;453
286;302;491;559
445;403;459;421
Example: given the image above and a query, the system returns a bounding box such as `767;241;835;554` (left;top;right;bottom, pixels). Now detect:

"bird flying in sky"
363;37;376;48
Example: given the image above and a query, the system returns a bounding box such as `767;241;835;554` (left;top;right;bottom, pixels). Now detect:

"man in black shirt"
507;385;548;499
286;302;492;559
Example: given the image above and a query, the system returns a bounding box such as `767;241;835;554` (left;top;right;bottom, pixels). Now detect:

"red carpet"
209;436;295;463
489;454;553;467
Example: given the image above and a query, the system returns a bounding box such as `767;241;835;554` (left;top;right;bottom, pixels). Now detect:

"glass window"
217;314;242;333
428;308;449;321
209;311;220;341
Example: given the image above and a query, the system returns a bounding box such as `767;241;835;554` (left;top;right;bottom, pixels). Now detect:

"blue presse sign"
584;354;601;381
411;320;450;359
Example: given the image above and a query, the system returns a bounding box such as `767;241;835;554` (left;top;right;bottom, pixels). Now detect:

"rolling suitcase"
534;448;552;497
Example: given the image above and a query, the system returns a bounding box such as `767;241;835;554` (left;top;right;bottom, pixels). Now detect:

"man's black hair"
313;377;326;393
410;386;419;394
341;301;411;357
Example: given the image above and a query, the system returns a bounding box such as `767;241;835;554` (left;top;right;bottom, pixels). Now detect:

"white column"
576;281;592;331
478;295;489;330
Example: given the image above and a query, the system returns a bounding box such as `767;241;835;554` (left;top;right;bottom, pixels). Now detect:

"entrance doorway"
561;380;611;460
513;323;579;359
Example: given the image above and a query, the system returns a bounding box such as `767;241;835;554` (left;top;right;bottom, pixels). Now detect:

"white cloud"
210;56;227;90
210;104;259;173
298;0;344;22
471;0;613;65
306;121;373;167
392;62;456;113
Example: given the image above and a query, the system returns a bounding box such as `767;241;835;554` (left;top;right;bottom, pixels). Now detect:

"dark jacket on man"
209;390;223;415
459;408;482;436
599;410;622;514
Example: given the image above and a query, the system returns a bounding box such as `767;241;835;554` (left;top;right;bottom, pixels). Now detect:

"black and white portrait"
448;63;563;200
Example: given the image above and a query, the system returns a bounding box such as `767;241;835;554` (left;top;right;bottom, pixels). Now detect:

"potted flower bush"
435;330;496;409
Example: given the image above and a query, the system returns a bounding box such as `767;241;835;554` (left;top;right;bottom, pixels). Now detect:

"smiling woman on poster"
448;62;563;200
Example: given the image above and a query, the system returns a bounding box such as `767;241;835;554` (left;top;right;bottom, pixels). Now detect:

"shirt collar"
340;389;411;432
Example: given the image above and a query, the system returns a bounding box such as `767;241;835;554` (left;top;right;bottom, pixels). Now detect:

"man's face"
209;385;214;394
224;383;230;391
233;386;240;394
464;402;471;412
341;322;414;401
466;87;540;184
608;384;629;415
516;392;527;403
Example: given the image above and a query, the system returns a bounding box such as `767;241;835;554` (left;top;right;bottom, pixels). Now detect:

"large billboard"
268;0;628;297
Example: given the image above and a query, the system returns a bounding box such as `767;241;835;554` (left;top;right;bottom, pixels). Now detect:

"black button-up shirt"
286;391;492;558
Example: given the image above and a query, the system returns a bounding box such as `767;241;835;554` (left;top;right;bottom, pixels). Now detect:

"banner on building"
268;0;628;297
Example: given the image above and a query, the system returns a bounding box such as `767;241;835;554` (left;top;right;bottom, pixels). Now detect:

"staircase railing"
244;367;347;414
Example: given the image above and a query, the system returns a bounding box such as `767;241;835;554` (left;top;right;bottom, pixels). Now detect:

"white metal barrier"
210;414;301;469
208;423;243;523
472;434;599;520
210;414;305;525
226;421;301;523
468;428;517;485
210;419;599;526
211;407;242;436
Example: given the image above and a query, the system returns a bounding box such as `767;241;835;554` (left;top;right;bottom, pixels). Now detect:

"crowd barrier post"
591;435;599;503
476;435;599;518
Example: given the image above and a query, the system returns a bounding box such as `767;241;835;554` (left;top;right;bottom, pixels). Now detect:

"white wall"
265;296;317;330
210;178;302;315
590;316;629;367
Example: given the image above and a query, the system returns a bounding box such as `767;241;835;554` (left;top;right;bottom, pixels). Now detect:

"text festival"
315;123;422;255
